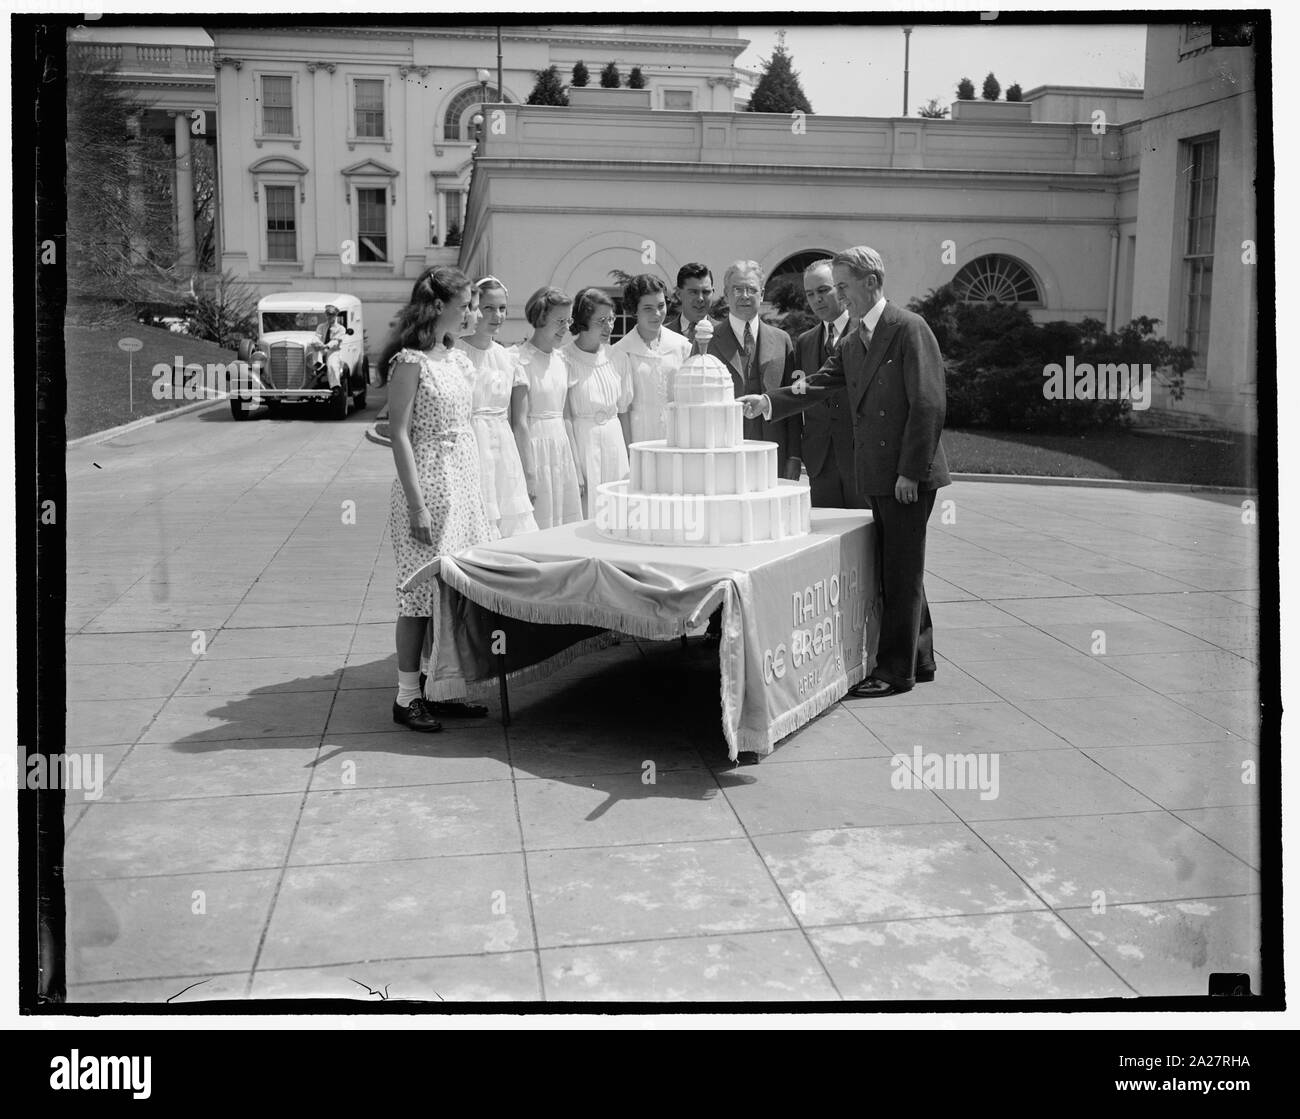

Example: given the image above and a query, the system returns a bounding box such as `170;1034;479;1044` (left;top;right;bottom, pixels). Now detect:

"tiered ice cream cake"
594;353;811;546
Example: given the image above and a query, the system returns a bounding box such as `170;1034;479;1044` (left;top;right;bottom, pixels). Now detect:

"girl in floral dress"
611;273;692;445
511;287;583;529
387;265;498;732
457;276;539;538
564;288;632;518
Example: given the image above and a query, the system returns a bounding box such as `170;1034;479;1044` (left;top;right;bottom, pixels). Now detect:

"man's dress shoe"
847;677;909;699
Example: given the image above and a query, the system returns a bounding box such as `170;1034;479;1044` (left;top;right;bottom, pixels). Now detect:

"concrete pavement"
62;396;1263;1002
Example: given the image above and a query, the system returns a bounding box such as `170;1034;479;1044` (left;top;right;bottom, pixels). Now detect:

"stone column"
173;111;197;270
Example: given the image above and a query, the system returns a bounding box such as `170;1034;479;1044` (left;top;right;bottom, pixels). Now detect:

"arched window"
952;254;1042;306
764;249;836;299
443;85;509;141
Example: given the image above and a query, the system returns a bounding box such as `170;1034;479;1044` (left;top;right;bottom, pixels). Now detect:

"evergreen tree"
526;65;569;106
956;76;976;100
571;60;589;87
600;61;621;88
982;72;1001;101
747;33;812;114
1006;83;1023;102
628;66;646;89
917;97;950;118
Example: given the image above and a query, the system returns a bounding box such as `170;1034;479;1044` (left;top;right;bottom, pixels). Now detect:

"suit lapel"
851;304;899;411
758;323;784;394
712;319;745;383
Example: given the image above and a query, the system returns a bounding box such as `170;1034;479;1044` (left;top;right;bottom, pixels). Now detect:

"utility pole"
902;26;913;116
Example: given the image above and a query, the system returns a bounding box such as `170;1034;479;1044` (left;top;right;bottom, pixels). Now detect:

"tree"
600;61;621;88
1005;83;1023;102
628;66;646;89
571;60;589;87
183;270;258;349
982;72;1001;101
956;77;976;100
747;33;812;114
917;98;950;118
526;65;569;106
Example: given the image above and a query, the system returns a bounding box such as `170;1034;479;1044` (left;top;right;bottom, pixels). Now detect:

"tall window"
261;76;293;136
355;79;385;138
265;186;296;260
445;191;463;238
1180;135;1218;364
357;187;387;262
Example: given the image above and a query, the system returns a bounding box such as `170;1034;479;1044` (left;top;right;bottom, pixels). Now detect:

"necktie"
687;321;696;344
860;320;873;349
825;323;837;356
742;321;753;369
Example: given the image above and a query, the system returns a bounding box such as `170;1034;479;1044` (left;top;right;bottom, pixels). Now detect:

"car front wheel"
329;378;350;420
230;398;252;421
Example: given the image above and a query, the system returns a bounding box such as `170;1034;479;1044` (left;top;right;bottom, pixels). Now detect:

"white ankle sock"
396;670;422;707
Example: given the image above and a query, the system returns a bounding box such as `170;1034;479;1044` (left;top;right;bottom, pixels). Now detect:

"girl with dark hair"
563;287;631;517
611;273;691;445
387;265;498;732
510;286;583;529
457;276;539;538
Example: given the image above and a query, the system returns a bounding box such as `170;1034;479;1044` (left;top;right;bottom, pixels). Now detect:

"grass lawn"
63;320;240;440
945;427;1257;489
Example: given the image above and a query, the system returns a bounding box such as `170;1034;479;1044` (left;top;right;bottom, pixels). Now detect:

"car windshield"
262;310;348;333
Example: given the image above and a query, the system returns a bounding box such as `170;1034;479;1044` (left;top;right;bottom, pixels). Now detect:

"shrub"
1006;83;1023;102
600;61;621;88
183;270;258;350
956;77;976;100
571;60;589;88
628;66;646;89
982;73;1001;101
908;286;1196;432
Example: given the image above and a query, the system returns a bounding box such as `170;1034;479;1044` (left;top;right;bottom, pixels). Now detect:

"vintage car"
233;292;369;420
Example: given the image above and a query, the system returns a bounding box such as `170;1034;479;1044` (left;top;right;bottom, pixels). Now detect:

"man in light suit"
709;259;802;475
796;259;858;509
740;246;950;697
664;262;714;345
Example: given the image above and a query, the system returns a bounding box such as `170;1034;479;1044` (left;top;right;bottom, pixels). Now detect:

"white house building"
86;20;1258;432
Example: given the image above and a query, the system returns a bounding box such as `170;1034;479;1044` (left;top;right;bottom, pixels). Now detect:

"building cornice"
474;158;1127;190
207;25;748;55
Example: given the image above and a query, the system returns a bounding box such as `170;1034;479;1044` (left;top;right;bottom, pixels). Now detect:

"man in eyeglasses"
796;259;857;509
708;259;801;478
665;263;715;344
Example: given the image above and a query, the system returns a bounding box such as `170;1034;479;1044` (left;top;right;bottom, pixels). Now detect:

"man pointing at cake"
739;246;950;698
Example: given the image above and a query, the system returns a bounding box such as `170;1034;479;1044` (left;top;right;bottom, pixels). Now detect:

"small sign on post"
118;337;144;412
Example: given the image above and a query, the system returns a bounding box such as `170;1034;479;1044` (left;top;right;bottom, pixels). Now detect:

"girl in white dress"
564;288;631;518
511;287;583;529
611;273;692;446
457;277;539;538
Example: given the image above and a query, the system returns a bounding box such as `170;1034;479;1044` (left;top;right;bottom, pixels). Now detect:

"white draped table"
404;508;880;759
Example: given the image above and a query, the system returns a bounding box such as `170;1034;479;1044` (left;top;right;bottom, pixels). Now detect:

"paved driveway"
62;401;1264;1003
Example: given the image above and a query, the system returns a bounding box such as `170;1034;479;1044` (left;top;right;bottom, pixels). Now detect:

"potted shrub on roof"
567;61;652;108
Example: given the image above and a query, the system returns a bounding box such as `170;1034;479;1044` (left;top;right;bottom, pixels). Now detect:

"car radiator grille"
268;344;307;390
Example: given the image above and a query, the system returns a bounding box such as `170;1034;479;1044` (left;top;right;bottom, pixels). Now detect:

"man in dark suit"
740;246;950;697
709;259;802;474
796;259;858;509
664;262;714;345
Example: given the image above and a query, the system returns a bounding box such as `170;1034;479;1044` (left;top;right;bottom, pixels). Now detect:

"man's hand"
781;457;804;482
737;394;768;420
894;475;919;504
